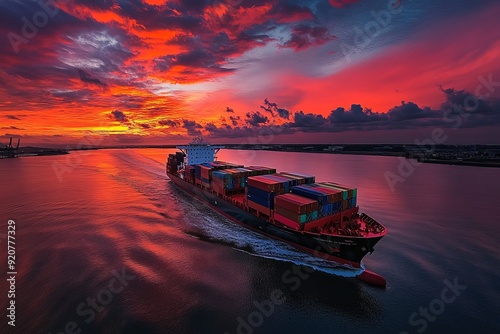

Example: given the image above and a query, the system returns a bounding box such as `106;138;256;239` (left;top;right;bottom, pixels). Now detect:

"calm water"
0;149;499;334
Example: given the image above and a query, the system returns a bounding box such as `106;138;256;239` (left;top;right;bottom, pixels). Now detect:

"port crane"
0;137;20;158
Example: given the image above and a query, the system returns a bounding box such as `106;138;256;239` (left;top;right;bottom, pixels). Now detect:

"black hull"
168;173;383;267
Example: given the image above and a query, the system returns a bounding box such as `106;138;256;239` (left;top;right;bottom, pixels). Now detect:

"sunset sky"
0;0;499;146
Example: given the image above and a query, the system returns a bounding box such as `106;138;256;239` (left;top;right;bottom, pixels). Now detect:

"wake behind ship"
166;140;387;286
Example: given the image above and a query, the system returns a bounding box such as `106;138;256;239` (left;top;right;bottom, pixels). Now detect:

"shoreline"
3;146;500;168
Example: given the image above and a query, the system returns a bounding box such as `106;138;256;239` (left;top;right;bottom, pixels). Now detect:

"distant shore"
222;144;500;168
4;144;500;168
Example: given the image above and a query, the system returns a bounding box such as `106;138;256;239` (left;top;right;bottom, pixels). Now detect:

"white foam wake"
187;205;364;278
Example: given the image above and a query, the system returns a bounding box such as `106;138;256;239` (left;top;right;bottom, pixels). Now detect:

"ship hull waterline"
167;173;386;286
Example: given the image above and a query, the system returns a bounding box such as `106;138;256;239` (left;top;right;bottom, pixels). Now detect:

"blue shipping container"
332;202;342;213
213;171;230;179
247;193;273;209
247;186;275;201
318;203;334;216
291;186;329;204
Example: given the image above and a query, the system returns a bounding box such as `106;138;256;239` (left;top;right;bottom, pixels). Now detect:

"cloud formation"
0;0;498;144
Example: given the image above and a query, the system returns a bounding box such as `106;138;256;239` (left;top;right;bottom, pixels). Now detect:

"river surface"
0;149;499;334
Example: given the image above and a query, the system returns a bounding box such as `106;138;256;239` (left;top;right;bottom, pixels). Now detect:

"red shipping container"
275;193;317;214
247;176;282;192
274;213;302;231
277;173;305;185
275;206;306;223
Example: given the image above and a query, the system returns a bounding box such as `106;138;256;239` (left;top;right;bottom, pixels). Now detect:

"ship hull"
168;173;383;268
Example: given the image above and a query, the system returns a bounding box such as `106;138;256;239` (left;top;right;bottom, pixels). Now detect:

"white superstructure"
176;138;224;165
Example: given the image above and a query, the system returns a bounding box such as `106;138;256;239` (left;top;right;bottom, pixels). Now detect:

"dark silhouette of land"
3;142;500;167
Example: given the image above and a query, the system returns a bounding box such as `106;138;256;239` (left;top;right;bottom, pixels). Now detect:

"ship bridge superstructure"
176;138;224;165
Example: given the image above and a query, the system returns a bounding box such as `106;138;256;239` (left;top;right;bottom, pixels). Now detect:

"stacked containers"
280;172;315;184
318;182;357;210
211;167;249;195
166;154;179;174
246;176;284;216
200;165;212;187
224;169;247;191
290;185;333;217
308;184;344;213
259;174;294;193
195;165;202;180
175;152;185;164
274;193;319;230
246;166;277;176
211;170;231;195
277;173;303;186
215;162;244;169
183;165;196;183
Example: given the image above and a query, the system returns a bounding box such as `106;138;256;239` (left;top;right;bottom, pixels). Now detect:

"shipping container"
261;174;293;190
277;173;303;186
308;184;343;203
274;193;318;214
247;176;283;192
348;197;357;209
212;170;230;180
247;186;275;201
275;206;307;223
247;193;274;209
291;185;329;204
280;172;315;184
320;182;356;199
317;183;350;200
246;166;277;175
273;212;302;231
195;165;202;180
332;201;343;213
247;199;271;216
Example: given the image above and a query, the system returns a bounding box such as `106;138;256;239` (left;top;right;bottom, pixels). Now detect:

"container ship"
166;140;387;286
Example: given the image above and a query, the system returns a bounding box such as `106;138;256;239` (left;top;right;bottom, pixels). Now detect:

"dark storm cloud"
0;0;332;103
291;111;327;128
0;0;135;105
260;98;290;119
270;1;314;20
204;87;500;138
159;119;180;127
246;111;269;126
440;87;496;115
204;123;267;138
229;115;241;126
78;69;107;88
183;119;203;136
328;104;388;123
387;101;435;121
110;110;127;123
282;24;335;51
0;0;105;55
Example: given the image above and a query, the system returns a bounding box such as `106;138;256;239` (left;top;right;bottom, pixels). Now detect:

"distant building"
324;145;344;151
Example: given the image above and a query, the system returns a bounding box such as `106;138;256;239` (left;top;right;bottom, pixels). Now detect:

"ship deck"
224;193;386;239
